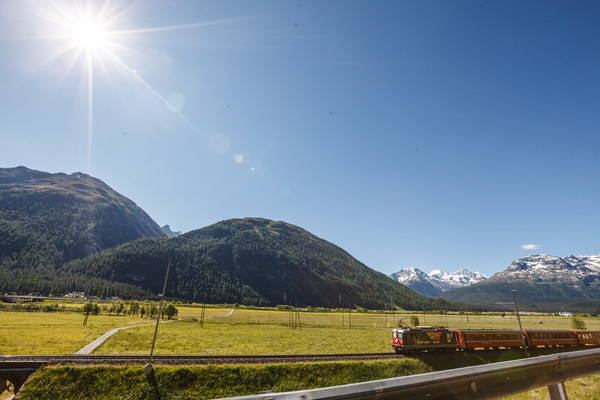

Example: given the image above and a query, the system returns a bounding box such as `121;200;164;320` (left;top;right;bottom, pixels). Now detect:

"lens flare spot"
233;153;245;164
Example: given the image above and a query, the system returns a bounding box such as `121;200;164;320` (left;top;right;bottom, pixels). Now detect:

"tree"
164;304;178;320
409;315;420;327
128;301;140;316
148;303;158;319
81;302;99;315
571;316;587;330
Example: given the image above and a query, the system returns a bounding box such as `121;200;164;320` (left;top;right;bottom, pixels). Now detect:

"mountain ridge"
441;254;600;312
0;166;169;297
390;267;487;297
64;217;474;310
0;167;476;310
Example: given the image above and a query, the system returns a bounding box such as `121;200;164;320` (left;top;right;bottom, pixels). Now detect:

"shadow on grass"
145;364;162;400
411;346;588;371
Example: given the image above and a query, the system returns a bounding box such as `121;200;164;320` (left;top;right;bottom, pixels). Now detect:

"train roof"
455;329;522;334
396;326;451;332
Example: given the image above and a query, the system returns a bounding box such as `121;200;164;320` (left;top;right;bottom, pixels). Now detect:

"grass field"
3;304;600;399
2;305;600;355
97;308;600;355
0;309;148;355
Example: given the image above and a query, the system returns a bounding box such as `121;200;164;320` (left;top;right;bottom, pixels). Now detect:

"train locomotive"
391;326;600;354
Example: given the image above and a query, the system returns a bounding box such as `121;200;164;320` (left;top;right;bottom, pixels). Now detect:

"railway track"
0;353;400;366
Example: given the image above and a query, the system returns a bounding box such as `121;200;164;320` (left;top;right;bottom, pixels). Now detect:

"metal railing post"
547;382;568;400
511;289;529;356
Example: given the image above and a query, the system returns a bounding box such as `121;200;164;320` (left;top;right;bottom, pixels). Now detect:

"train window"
427;332;441;344
398;333;403;339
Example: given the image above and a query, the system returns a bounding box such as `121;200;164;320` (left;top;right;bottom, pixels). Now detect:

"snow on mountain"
490;254;600;285
391;267;487;297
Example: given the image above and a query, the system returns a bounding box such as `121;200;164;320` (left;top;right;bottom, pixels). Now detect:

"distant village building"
558;312;573;317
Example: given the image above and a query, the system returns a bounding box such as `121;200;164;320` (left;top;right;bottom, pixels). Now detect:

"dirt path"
74;321;174;355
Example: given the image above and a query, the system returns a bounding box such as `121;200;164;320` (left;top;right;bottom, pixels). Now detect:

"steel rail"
216;348;600;400
0;353;398;365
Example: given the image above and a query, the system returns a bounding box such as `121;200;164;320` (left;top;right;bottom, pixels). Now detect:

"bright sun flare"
71;20;108;50
27;0;226;172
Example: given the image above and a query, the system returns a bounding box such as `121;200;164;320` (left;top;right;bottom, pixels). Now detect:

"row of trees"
81;300;179;320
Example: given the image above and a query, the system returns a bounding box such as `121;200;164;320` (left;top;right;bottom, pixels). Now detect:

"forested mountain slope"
0;166;168;296
65;218;473;310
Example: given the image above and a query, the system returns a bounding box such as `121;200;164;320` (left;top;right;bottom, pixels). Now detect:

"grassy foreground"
14;360;600;400
17;360;431;400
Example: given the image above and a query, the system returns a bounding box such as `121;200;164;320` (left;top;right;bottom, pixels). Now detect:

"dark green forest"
0;167;167;298
0;167;477;310
63;218;474;310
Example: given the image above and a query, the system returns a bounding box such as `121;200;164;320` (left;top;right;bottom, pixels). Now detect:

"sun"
71;19;109;51
23;1;232;172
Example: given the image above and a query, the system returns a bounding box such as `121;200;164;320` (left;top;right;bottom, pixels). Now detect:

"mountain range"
3;166;598;312
0;166;472;311
440;254;600;312
390;267;487;297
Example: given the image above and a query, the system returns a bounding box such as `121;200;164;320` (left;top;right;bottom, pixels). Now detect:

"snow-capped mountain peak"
391;267;487;297
491;254;600;284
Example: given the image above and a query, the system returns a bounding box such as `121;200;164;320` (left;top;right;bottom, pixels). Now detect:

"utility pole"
199;301;206;328
146;258;171;377
512;290;529;357
296;302;301;330
348;302;351;328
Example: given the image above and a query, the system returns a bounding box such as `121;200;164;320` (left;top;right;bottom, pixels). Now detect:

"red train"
391;326;600;354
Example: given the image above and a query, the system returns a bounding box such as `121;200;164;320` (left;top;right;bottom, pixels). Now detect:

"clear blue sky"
1;0;599;277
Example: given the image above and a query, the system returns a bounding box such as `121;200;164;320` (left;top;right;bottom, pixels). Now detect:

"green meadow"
3;304;600;399
2;303;600;356
94;309;600;356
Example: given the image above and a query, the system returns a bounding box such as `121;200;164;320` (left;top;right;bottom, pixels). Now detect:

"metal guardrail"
218;348;600;400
